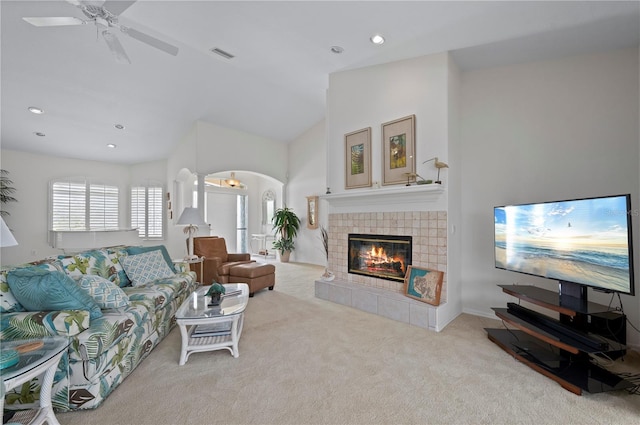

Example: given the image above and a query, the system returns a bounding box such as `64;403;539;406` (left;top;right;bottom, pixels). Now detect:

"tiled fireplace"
316;210;447;330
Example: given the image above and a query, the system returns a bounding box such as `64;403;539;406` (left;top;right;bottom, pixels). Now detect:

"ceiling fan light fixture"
225;172;240;188
28;106;44;114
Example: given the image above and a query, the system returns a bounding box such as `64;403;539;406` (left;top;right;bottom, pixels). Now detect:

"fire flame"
364;244;405;273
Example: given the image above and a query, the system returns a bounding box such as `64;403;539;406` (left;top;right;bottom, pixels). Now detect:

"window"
51;180;119;231
131;185;164;239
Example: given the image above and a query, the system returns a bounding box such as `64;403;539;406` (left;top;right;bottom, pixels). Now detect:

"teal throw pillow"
75;275;130;309
120;250;175;287
126;245;176;273
6;267;103;319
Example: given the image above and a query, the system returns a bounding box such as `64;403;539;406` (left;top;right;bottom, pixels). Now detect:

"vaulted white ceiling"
2;1;638;164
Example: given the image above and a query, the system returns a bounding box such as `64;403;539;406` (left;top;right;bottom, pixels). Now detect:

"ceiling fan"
22;0;179;64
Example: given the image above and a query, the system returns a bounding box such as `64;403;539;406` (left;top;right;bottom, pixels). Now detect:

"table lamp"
176;207;207;260
1;217;18;247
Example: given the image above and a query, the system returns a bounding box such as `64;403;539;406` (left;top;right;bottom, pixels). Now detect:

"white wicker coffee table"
175;283;249;365
1;337;69;425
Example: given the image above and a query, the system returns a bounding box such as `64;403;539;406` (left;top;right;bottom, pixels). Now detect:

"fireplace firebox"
348;234;412;282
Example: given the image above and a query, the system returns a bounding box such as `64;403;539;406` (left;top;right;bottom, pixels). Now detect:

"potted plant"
272;238;295;261
206;282;226;306
271;206;300;263
0;169;17;218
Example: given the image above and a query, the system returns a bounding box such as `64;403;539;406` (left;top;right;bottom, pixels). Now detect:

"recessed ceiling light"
370;34;385;45
330;46;344;54
114;124;125;130
34;132;45;137
28;106;44;114
107;143;117;148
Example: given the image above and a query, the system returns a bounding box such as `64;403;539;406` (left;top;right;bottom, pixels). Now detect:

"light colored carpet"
57;262;640;425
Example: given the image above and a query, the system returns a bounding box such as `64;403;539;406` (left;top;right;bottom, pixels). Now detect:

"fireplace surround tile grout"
327;210;447;302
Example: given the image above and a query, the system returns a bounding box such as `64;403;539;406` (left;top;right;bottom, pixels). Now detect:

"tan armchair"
193;236;253;284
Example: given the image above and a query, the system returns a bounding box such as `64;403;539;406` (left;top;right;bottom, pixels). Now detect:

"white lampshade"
176;207;207;226
0;217;18;247
176;207;207;260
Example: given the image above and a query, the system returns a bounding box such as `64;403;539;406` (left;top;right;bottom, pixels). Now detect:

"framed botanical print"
382;115;416;185
345;127;372;189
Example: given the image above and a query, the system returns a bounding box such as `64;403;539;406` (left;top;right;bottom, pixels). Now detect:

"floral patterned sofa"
1;245;197;413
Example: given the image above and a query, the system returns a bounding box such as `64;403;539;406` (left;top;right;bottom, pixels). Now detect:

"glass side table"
1;337;69;425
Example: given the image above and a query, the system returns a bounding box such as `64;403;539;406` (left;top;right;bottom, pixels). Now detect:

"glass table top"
176;283;249;320
1;337;69;382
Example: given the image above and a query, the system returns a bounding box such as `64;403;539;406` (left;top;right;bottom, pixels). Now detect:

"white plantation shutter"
52;181;86;230
51;180;119;231
131;187;146;237
90;184;119;230
131;185;164;239
147;187;163;238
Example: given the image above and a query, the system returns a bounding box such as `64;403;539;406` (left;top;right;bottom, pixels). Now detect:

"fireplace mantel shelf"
320;184;445;207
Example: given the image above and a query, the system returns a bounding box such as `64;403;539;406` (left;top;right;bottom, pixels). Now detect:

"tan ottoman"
229;263;275;297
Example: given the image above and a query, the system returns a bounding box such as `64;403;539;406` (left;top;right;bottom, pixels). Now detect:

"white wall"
193;120;288;182
459;47;640;346
164;121;288;259
287;119;327;265
0;149;130;265
327;52;451;207
443;55;463;327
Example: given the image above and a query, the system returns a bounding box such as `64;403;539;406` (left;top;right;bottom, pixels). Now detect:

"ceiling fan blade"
122;27;179;56
102;30;131;64
102;0;137;16
23;16;86;27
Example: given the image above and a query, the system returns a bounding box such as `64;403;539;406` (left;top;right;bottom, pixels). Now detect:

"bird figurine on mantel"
423;157;449;184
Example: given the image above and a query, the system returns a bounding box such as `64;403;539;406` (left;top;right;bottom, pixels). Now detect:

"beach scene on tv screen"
494;196;631;293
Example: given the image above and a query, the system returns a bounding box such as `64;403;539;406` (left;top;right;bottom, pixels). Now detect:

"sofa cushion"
2;261;62;313
123;272;195;311
7;267;102;320
0;309;91;339
75;275;130;309
219;261;253;277
125;245;176;273
1;270;25;313
70;302;154;361
119;250;175;287
59;249;128;287
105;247;131;287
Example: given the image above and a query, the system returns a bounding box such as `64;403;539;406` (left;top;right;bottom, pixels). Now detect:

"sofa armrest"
0;309;91;339
173;260;190;274
202;257;223;284
228;253;251;262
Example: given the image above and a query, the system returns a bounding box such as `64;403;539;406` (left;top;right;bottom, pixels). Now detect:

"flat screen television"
494;194;635;296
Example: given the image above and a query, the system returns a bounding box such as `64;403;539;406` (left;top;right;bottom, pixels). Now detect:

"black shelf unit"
486;285;633;395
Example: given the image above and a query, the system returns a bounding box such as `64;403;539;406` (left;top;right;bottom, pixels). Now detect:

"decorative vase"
208;292;222;306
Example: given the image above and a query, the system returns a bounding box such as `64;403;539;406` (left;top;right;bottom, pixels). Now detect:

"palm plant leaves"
0;169;17;217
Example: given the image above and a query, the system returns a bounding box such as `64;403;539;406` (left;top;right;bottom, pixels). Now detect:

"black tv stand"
486;284;633;395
